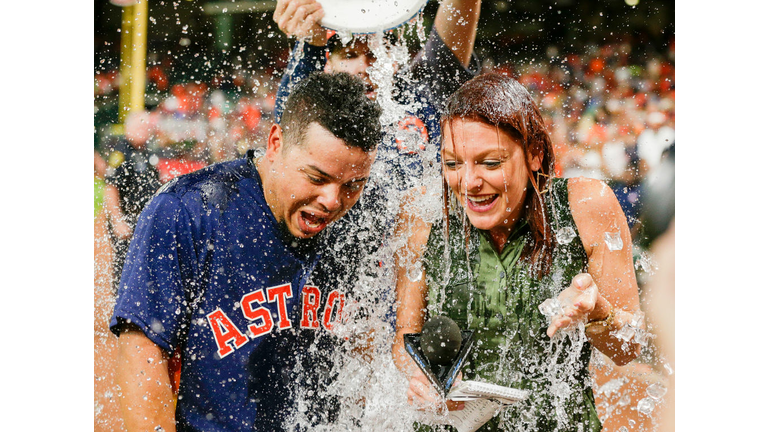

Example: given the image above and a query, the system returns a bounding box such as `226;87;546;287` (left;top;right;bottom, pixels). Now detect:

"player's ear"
266;123;283;160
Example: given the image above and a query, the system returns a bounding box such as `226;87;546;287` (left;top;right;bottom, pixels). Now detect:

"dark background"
94;0;674;81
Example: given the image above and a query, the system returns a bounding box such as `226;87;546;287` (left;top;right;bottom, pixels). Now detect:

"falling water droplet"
646;382;667;400
617;394;631;406
556;227;577;244
663;363;674;375
407;264;422;282
637;397;655;416
604;231;623;251
538;298;562;318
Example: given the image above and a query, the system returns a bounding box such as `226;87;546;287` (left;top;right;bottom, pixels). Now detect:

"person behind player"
270;0;482;425
392;72;644;431
111;72;381;432
103;110;163;293
271;0;482;336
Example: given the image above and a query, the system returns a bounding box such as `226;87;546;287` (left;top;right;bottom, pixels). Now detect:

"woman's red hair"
441;72;556;277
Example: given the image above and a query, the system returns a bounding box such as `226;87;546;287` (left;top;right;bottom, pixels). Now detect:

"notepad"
441;380;530;432
447;380;530;405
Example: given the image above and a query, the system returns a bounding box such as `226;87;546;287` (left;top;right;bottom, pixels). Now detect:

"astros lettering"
205;283;345;358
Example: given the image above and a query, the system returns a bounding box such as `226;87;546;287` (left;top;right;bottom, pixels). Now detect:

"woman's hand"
406;369;465;413
546;273;609;338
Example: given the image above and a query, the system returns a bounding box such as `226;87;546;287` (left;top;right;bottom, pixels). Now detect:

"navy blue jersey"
110;151;350;432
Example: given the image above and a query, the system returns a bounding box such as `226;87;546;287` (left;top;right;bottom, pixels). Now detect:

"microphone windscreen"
420;316;463;365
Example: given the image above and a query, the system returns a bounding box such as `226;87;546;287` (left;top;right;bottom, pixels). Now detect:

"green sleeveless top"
422;178;601;432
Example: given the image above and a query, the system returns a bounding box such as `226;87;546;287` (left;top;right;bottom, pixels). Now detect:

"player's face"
327;41;377;99
442;119;540;239
263;122;375;239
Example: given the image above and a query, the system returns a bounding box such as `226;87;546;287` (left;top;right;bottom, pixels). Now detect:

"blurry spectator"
601;125;642;227
637;109;675;174
104;110;162;292
641;219;675;432
636;142;675;248
94;151;126;432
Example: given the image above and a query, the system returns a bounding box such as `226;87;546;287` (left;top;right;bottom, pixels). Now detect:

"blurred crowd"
95;37;674;232
490;39;675;232
95;63;280;179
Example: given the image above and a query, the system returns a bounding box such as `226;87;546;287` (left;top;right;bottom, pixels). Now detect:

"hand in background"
273;0;328;46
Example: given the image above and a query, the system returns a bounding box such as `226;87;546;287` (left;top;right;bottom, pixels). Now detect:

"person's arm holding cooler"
433;0;482;68
410;0;482;111
273;0;329;122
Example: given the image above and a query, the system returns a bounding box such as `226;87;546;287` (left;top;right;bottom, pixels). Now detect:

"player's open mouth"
298;210;329;236
465;194;498;212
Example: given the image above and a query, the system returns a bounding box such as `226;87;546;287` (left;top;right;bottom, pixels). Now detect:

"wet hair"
441;72;556;278
281;72;382;152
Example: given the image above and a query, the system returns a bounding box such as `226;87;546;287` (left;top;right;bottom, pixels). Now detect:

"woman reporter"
392;72;643;431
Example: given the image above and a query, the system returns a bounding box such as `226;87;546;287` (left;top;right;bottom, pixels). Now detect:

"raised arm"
116;326;177;432
273;0;329;123
409;1;482;114
433;0;482;68
547;177;643;366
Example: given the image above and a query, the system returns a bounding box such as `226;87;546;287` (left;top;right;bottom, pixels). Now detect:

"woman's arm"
548;177;643;366
391;188;465;411
392;188;432;375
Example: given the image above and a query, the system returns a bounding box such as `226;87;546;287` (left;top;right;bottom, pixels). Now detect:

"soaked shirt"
110;151;352;432
269;30;479;426
423;178;602;432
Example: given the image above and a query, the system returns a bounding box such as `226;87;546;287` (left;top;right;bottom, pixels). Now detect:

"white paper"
447;380;530;405
446;399;504;432
436;380;529;432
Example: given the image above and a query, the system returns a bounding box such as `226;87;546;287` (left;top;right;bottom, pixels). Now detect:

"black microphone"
420;316;463;365
404;315;475;397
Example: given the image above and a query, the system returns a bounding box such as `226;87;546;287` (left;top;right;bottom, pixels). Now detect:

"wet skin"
441;119;541;249
260;122;376;239
327;40;378;99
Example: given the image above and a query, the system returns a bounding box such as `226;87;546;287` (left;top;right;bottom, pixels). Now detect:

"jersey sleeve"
409;27;480;113
274;41;328;124
110;192;199;353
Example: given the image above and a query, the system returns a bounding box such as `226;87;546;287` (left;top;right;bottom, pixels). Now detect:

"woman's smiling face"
442;119;540;240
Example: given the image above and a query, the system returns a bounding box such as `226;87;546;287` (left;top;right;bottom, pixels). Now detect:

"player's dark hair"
441;72;556;278
281;72;382;152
